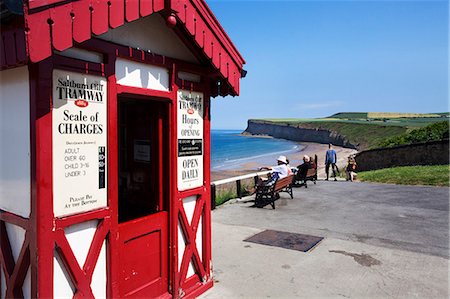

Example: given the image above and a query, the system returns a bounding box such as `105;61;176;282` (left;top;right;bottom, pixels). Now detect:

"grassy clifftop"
253;112;449;150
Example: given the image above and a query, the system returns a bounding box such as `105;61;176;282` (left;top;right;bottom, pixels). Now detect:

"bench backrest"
306;168;316;177
274;175;294;192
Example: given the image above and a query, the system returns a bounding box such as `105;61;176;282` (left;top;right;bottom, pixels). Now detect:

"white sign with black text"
52;70;108;217
177;90;204;191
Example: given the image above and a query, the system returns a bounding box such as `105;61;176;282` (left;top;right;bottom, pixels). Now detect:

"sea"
211;130;302;171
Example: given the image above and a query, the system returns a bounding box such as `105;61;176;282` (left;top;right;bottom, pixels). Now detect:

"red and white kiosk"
0;1;244;297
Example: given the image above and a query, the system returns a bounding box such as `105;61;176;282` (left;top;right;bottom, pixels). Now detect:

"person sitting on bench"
257;155;290;186
296;155;312;181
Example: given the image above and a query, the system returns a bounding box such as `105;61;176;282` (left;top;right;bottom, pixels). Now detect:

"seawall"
355;140;449;172
243;120;358;149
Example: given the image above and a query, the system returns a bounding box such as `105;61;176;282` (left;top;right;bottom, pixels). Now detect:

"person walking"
325;144;338;181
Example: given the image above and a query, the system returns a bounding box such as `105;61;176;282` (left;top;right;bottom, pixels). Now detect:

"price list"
52;70;108;217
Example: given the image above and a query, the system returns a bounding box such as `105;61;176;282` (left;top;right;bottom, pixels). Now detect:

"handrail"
210;170;271;210
212;170;271;186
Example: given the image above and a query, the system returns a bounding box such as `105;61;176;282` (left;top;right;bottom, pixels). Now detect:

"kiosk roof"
1;0;245;95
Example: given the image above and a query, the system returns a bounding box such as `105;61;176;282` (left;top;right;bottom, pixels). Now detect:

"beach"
211;142;358;181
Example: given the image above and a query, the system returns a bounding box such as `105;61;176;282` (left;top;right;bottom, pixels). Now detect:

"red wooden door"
116;98;169;298
118;212;168;298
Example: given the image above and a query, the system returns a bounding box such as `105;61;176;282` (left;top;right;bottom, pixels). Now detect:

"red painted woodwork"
118;212;169;298
154;0;165;12
0;213;31;298
11;0;245;95
212;40;221;70
32;59;55;299
50;5;73;51
203;30;213;58
25;9;52;63
125;0;139;22
194;17;206;48
15;30;27;64
0;32;5;67
185;4;195;36
140;0;153;17
106;63;120;298
54;218;110;298
0;24;28;69
28;0;64;9
92;1;109;36
178;197;206;284
72;0;91;43
3;31;16;66
109;0;125;29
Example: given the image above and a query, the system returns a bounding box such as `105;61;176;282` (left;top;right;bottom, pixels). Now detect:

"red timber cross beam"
52;211;111;298
177;194;209;296
0;212;31;299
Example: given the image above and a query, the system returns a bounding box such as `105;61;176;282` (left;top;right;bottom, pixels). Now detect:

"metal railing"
210;170;271;210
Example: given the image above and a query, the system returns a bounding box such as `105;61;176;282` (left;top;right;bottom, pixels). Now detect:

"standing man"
325;144;338;181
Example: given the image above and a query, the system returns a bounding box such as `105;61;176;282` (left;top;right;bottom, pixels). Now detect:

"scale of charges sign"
177;90;204;191
52;70;107;217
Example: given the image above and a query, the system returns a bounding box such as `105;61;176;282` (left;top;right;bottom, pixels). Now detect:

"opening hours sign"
177;90;204;191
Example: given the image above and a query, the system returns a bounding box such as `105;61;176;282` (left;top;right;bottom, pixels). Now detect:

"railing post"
236;180;242;198
211;183;216;210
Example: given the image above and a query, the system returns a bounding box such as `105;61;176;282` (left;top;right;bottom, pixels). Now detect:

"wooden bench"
255;174;294;209
294;154;318;188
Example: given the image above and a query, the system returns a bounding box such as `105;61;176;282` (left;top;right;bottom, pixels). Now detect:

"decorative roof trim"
3;0;244;95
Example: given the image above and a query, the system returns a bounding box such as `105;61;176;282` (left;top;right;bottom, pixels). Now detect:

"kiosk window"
118;98;168;223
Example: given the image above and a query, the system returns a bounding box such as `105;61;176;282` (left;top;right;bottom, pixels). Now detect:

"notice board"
177;90;204;191
52;70;107;217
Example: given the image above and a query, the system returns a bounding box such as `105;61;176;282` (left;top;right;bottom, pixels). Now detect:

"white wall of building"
98;14;198;63
0;66;31;218
116;59;169;91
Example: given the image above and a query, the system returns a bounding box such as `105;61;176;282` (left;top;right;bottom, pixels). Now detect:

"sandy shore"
211;142;357;181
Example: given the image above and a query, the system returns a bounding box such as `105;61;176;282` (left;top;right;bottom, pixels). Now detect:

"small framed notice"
134;140;151;162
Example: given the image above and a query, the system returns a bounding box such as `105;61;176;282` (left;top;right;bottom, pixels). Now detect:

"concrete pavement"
200;180;449;298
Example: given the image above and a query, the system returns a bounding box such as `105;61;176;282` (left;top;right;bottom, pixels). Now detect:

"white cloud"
300;101;344;109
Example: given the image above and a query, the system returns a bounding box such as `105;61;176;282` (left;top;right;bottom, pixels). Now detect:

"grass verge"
358;165;450;187
215;181;253;206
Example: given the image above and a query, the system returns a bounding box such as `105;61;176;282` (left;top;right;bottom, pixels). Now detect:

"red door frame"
22;37;214;298
114;84;174;299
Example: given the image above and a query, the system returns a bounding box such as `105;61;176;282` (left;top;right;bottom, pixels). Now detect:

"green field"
358;165;450;187
329;112;447;119
257;112;449;149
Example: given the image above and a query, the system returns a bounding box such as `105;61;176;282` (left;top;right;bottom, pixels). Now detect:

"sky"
207;0;449;130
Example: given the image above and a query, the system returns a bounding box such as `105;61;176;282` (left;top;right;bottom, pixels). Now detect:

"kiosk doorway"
117;97;170;298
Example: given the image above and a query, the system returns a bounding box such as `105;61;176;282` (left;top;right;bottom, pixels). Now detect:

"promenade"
201;180;449;298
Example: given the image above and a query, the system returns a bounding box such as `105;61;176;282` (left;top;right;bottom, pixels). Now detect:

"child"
346;156;357;182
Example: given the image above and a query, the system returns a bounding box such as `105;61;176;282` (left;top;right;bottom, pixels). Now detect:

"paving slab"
200;181;449;298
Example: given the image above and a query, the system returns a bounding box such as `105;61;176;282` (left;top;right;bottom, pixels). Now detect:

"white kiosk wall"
0;66;31;218
0;66;32;298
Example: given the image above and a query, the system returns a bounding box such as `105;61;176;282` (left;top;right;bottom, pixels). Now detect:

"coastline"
211;142;357;181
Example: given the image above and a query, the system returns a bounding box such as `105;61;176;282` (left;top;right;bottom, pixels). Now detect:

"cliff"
243;120;359;149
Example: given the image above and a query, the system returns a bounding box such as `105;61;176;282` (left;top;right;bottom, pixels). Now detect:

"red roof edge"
190;0;245;67
1;0;245;95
